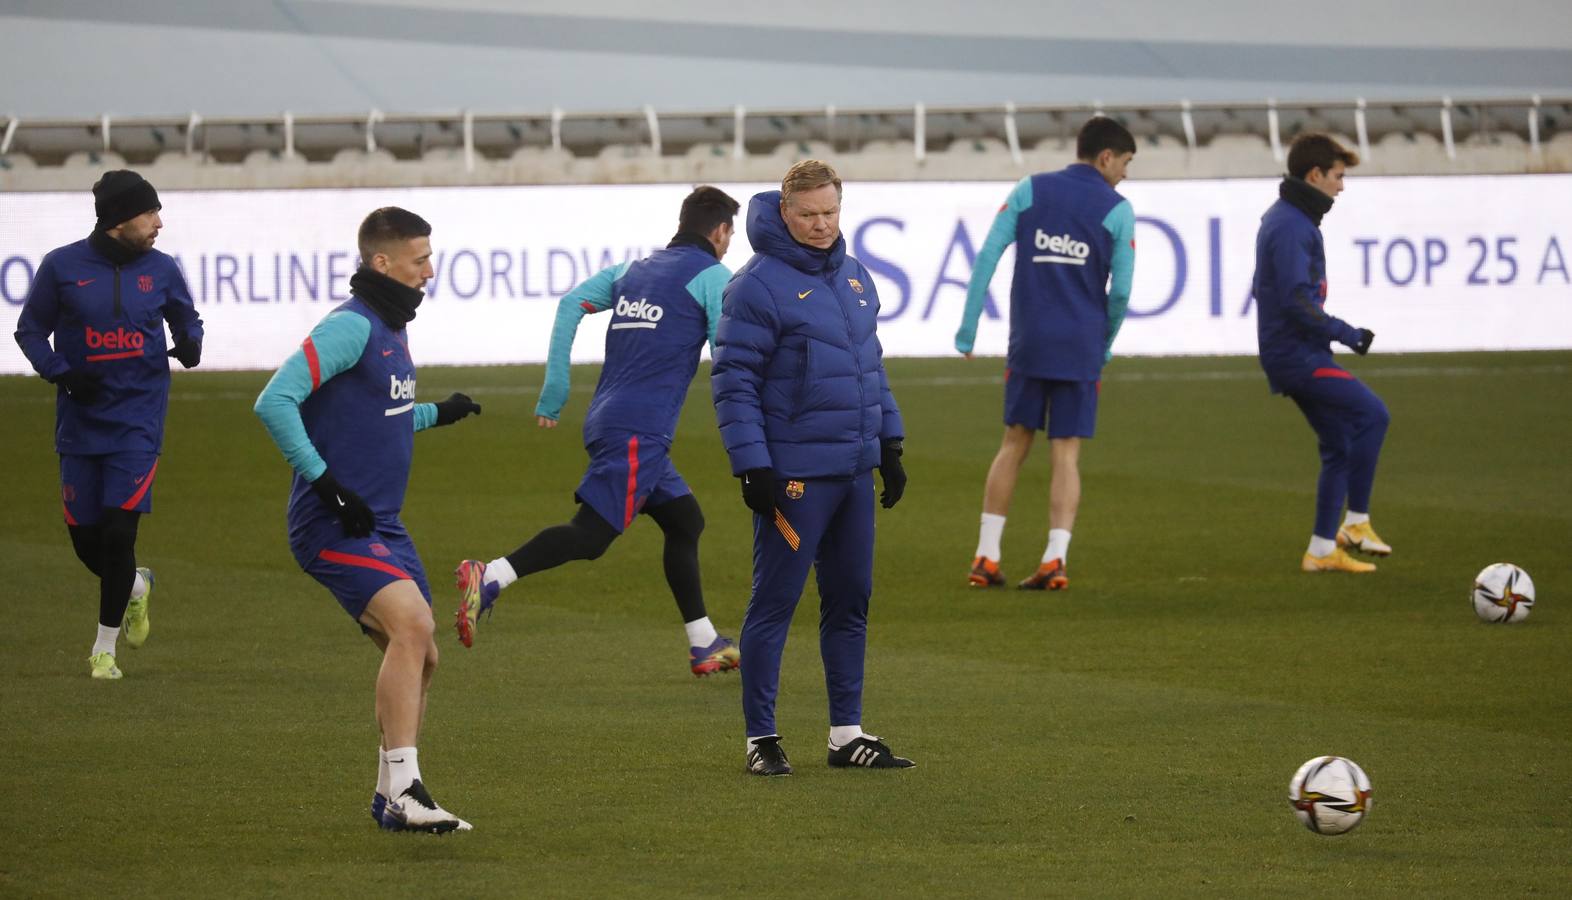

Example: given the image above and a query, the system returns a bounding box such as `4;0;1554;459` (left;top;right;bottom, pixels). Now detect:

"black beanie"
92;170;161;231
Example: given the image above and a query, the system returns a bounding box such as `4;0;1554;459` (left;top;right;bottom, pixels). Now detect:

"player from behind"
1253;133;1389;573
253;208;482;833
13;170;203;680
954;117;1136;591
454;186;743;677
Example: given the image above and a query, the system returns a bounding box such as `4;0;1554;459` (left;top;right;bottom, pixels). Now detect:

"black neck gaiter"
349;267;424;329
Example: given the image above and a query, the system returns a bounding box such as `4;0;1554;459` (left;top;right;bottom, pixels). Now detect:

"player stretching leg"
455;187;743;677
255;208;482;832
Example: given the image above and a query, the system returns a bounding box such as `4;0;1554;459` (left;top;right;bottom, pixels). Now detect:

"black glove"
310;470;375;537
878;440;906;509
433;392;482;427
53;368;103;403
167;338;202;369
1349;328;1375;356
740;468;777;517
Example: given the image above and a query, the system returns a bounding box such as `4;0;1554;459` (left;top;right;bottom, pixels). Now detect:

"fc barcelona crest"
785;480;805;500
847;278;864;294
137;275;154;293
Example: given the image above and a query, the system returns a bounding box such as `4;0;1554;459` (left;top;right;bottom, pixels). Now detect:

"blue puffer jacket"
711;191;903;480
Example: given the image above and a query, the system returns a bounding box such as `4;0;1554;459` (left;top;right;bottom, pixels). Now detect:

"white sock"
976;513;1006;561
828;725;865;749
131;571;149;600
385;746;420;798
376;747;391;798
1308;535;1336;557
484;557;517;591
684;616;718;648
1342;511;1370;527
746;734;779;753
1044;529;1072;564
92;624;119;656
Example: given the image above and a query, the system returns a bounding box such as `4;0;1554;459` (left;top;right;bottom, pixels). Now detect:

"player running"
254;207;482;833
454;186;744;678
14;170;203;679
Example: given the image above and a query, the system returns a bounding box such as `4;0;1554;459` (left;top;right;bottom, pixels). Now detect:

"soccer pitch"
3;352;1568;897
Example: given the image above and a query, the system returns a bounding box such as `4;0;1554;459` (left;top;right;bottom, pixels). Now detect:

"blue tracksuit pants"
1288;369;1390;540
740;472;875;738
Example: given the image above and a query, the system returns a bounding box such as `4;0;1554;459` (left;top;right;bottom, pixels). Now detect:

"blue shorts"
294;522;432;623
60;451;160;525
575;434;691;533
1004;373;1099;438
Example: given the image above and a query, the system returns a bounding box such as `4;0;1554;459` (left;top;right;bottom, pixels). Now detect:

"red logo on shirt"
76;279;96;287
85;325;145;350
138;275;154;293
369;542;392;558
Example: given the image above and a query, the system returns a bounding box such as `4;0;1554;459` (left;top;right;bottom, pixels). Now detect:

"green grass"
2;351;1569;898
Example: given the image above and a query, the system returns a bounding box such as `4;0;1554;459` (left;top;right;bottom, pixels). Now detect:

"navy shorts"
60;451;160;525
1003;373;1100;438
575;434;691;533
295;523;432;623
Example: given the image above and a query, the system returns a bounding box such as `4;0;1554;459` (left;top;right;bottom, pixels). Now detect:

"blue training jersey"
956;165;1135;380
535;243;728;448
253;298;440;553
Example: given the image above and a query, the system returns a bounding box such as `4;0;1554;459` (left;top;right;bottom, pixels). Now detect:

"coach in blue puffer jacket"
711;160;914;776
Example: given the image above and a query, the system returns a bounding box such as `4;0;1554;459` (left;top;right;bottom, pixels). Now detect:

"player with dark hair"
254;206;483;833
713;160;912;776
1254;132;1390;573
14;170;203;680
454;185;744;677
955;116;1137;591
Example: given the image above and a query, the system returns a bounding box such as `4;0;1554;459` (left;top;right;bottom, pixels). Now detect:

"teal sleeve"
536;262;628;420
414;403;436;432
686;262;731;355
957;176;1031;354
1102;200;1136;363
252;310;371;482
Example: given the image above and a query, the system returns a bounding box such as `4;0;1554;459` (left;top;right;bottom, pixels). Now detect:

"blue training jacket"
955;164;1135;380
535;242;729;448
14;236;203;455
711;191;903;480
1252;191;1364;394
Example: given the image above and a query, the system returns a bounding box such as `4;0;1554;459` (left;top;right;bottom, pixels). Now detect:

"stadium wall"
2;175;1569;374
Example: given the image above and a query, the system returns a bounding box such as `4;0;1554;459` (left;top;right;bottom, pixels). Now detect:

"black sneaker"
827;735;916;769
746;736;793;776
382;778;472;833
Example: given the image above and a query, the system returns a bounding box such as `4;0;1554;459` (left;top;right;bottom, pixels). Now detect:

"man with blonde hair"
712;160;912;776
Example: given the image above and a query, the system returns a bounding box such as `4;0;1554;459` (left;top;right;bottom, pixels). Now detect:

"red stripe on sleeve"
624;435;640;528
120;459;159;510
303;336;322;390
1312;367;1355;380
63;502;78;526
318;549;412;581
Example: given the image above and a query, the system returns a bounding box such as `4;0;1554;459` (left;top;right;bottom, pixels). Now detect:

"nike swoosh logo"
134;476;145;485
382;349;394;357
387;758;405;764
336;497;346;507
77;279;95;287
797;290;813;299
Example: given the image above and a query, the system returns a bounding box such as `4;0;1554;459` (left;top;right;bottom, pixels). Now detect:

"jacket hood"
746;190;846;276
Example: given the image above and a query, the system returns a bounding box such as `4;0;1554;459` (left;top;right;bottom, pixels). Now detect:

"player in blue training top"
254;208;482;834
453;186;744;677
955;117;1136;592
1253;133;1389;573
712;160;911;776
14;170;203;680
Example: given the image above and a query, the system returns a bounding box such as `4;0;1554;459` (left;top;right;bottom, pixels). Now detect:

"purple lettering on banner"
490;250;515;299
854;217;912;320
1126;217;1186;318
327;252;351;301
289;255;318;301
1384;238;1416;286
449;250;482;300
247;255;271;302
520;250;542;298
1208;217;1222;317
920;219;987;321
199;255;208;304
215;254;241;303
1354;238;1379;286
1539;237;1569;284
426;251;444;299
1;255;36;305
1423;238;1447;285
547;249;577;296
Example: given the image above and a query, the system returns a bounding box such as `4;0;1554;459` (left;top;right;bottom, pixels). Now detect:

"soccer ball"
1472;563;1535;624
1289;756;1372;835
